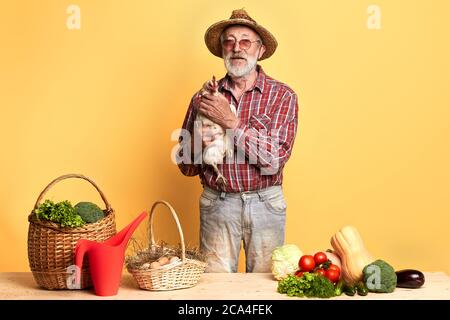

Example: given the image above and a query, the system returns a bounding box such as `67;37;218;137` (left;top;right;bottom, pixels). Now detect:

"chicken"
195;76;237;189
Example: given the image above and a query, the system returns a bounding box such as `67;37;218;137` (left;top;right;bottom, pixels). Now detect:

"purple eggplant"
395;269;425;289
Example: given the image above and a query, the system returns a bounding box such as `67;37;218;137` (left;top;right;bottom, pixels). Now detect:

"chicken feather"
196;76;237;190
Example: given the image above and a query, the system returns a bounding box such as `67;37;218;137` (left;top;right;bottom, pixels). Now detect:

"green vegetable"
34;199;85;228
334;279;345;296
74;202;104;223
271;244;303;280
363;259;397;293
277;275;306;297
356;281;369;296
277;273;336;298
344;284;356;296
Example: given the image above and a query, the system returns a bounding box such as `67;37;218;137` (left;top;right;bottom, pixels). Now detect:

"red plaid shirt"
177;65;299;192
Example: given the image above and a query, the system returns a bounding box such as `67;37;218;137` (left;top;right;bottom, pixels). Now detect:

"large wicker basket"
27;174;117;290
127;200;207;291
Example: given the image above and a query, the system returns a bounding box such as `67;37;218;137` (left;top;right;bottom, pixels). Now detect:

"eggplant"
395;269;425;289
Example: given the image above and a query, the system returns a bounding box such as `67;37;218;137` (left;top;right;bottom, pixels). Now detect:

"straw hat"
204;9;277;60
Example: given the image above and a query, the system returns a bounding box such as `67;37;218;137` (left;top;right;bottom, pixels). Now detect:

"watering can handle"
32;173;112;212
148;200;186;262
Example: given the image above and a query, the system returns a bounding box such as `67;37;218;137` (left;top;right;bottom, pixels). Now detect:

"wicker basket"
27;174;117;290
127;200;207;291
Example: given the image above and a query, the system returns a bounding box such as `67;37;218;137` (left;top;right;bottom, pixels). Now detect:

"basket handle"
32;173;112;212
149;200;186;262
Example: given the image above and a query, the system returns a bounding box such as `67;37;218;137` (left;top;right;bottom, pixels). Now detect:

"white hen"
195;76;237;189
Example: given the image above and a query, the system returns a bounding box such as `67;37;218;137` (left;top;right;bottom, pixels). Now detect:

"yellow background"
1;0;449;275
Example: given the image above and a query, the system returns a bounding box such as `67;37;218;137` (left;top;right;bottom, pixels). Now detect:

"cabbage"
271;244;303;280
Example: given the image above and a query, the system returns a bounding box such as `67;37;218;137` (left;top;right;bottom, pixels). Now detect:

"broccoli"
74;202;104;223
363;259;397;293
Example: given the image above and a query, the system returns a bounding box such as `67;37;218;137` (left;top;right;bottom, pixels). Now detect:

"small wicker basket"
27;174;117;290
127;200;207;291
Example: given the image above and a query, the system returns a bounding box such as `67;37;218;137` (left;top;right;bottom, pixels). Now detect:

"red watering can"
74;211;148;296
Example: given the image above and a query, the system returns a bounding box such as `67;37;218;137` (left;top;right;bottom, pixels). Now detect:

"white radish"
325;249;342;269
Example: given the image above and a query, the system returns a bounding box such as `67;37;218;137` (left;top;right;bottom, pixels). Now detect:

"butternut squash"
331;226;374;284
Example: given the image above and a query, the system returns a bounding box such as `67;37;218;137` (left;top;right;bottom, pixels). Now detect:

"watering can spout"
74;211;148;296
105;211;148;247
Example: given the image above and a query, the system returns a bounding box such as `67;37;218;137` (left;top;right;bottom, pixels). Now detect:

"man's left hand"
199;93;239;129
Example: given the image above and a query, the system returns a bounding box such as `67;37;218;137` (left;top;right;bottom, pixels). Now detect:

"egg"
150;261;161;269
158;256;169;266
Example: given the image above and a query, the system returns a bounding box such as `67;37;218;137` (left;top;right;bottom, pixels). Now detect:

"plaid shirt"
177;65;299;192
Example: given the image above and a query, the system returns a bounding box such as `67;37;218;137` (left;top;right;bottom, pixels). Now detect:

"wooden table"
0;272;449;300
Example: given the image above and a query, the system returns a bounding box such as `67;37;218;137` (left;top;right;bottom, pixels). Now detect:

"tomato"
299;255;315;271
325;269;340;283
315;268;326;277
294;270;304;278
328;264;341;273
314;252;328;265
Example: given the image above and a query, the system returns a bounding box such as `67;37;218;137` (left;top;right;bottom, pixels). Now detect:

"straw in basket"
127;200;207;291
27;174;117;289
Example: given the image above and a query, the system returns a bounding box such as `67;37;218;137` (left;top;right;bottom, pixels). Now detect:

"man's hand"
199;93;239;129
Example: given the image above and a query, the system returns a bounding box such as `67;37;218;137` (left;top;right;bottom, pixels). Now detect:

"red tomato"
299;255;315;272
294;270;304;278
325;269;340;283
315;268;326;277
328;264;341;273
314;252;328;265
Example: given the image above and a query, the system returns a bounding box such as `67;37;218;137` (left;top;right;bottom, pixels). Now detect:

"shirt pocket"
249;114;272;131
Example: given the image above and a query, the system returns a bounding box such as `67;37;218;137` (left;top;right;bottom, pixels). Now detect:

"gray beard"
224;55;258;77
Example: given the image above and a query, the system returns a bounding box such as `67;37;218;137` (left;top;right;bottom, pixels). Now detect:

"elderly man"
177;9;299;273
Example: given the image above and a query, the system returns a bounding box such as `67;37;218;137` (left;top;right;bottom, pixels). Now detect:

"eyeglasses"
221;38;261;51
